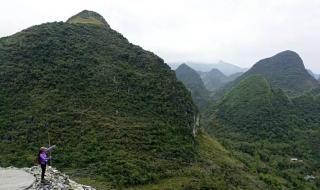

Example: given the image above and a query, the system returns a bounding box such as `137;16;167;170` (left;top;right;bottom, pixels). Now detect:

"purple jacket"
39;145;55;165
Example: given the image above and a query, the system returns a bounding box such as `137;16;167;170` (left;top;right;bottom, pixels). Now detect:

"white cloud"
1;0;320;72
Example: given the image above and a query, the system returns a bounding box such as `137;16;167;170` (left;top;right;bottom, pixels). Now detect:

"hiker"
38;145;57;182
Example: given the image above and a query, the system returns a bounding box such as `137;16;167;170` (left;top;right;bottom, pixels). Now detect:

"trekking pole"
48;130;52;166
45;122;52;166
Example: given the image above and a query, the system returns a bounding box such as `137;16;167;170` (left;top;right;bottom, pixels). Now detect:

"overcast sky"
1;0;320;72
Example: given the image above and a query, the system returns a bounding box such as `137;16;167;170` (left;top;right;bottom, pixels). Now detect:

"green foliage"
205;75;320;189
0;14;198;188
122;132;269;190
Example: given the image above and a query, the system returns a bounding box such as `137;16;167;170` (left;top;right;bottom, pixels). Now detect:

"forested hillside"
205;75;320;189
0;10;199;188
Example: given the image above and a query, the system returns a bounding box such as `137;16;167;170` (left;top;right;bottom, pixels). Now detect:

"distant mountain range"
199;69;244;91
169;61;247;76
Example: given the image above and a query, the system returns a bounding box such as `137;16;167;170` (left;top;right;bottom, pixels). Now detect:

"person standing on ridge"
38;145;56;182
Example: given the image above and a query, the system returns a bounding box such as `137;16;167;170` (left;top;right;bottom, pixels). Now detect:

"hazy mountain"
214;61;247;76
233;50;320;96
199;69;243;91
175;64;210;110
228;72;244;81
169;61;247;76
0;10;199;187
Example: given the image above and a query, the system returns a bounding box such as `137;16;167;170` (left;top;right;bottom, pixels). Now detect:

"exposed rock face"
0;166;95;190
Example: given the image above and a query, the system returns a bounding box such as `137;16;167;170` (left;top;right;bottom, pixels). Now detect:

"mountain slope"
175;64;210;110
213;75;291;140
0;10;199;187
125;132;269;190
237;51;319;95
205;75;320;189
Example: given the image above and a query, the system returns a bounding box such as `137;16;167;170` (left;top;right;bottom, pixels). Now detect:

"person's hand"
52;145;57;148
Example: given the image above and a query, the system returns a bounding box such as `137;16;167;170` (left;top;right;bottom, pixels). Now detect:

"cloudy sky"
1;0;320;72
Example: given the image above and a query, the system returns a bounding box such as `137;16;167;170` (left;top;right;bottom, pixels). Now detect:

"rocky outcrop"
0;167;35;190
0;166;95;190
25;166;95;190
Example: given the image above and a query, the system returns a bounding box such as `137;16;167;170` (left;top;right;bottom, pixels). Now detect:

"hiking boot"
41;179;50;184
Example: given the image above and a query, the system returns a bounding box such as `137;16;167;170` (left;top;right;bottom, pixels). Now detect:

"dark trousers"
41;164;46;180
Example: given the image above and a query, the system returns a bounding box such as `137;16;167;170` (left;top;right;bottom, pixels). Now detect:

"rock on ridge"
66;10;110;28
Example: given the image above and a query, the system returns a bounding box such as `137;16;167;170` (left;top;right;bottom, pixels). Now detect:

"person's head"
39;147;46;153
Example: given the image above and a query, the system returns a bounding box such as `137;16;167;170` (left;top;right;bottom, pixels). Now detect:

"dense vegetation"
0;11;199;188
205;75;320;189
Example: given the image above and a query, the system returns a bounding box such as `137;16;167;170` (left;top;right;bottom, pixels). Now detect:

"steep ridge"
235;51;319;95
175;64;210;110
0;10;198;187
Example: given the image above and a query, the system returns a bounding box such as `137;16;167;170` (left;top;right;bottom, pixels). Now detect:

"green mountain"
0;10;200;187
234;51;319;96
212;75;290;139
205;75;320;189
175;64;210;110
199;69;243;91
